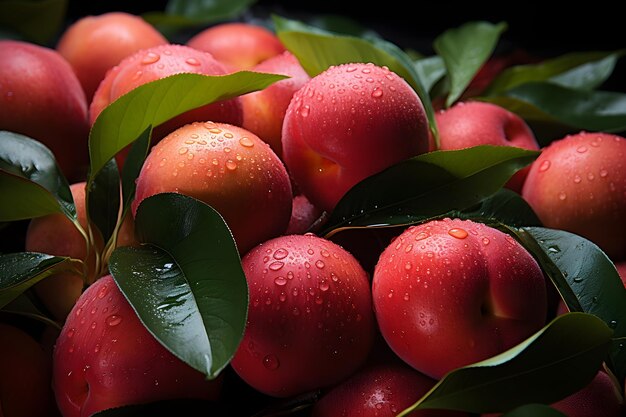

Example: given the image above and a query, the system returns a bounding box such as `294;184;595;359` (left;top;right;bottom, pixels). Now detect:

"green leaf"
88;71;286;182
273;15;439;145
87;159;120;245
120;127;151;216
0;0;67;44
109;193;247;378
485;82;626;132
485;51;624;95
456;188;541;228
501;404;566;417
0;252;82;309
143;0;255;32
0;131;75;221
433;21;507;107
414;56;446;94
512;227;626;384
321;146;539;237
397;313;611;415
2;294;61;330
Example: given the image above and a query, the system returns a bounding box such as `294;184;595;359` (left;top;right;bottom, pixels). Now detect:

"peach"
282;62;429;212
241;51;310;157
0;40;89;181
231;234;375;397
435;101;540;192
285;194;322;235
522;132;626;261
89;44;243;166
132;122;292;254
57;12;167;100
373;218;547;379
0;323;58;417
53;275;221;417
187;23;285;71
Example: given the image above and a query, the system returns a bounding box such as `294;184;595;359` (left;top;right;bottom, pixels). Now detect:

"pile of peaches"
0;7;624;417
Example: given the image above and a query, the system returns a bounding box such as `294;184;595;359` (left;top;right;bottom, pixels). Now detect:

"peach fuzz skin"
241;51;311;158
132;122;292;254
187;22;285;71
435;101;539;192
0;40;89;181
522;132;626;261
373;218;547;379
282;62;429;212
57;12;167;100
231;234;375;397
53;275;221;417
89;44;242;167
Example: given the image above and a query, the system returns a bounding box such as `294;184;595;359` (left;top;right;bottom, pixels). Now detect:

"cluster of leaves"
1;1;625;416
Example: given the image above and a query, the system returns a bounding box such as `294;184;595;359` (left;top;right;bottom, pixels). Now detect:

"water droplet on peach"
371;87;383;98
269;261;284;271
538;160;551;172
274;276;287;286
106;315;122;327
448;228;468;239
141;52;160;65
263;354;280;370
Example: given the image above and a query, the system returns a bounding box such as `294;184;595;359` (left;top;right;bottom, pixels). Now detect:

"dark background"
65;1;626;91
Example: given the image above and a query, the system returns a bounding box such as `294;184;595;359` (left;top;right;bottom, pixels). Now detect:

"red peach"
57;12;167;100
435;101;539;192
373;218;547;379
53;275;220;417
187;23;285;71
0;40;89;181
241;51;310;158
231;234;375;397
0;323;58;417
312;361;469;417
285;194;323;235
282;63;429;212
522;132;626;261
132;122;292;254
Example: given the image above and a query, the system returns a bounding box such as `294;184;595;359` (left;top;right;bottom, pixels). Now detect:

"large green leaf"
109;193;247;377
273;15;439;144
512;227;626;384
486;82;626;132
0;252;82;309
88;71;286;182
87;159;120;245
502;404;566;417
456;188;541;228
485;51;623;95
397;313;611;415
0;131;75;221
0;0;67;44
143;0;255;32
321;146;539;237
433;21;507;107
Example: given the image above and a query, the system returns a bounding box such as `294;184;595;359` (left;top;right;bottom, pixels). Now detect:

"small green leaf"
485;51;624;95
87;159;120;245
413;56;447;94
109;193;247;377
0;131;75;221
397;313;611;415
88;72;286;182
433;21;507;107
512;227;626;384
486;82;626;132
273;15;439;144
143;0;255;32
0;0;67;44
321;146;539;237
502;404;566;417
0;252;82;309
456;188;541;228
